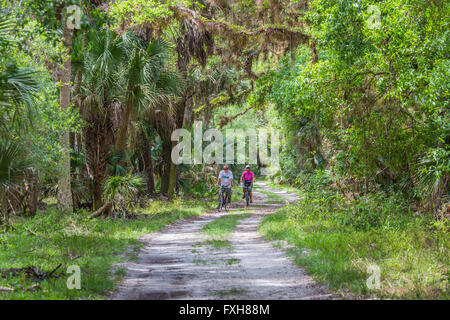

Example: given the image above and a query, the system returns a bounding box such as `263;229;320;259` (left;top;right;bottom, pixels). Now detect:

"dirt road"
112;182;332;300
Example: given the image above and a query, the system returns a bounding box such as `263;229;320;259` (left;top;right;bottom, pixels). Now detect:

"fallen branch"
219;105;254;128
23;283;40;291
90;202;112;218
0;265;63;281
0;286;14;292
47;264;62;278
0;284;40;293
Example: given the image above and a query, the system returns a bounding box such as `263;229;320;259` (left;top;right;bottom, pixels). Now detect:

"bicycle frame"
218;186;231;211
242;182;251;207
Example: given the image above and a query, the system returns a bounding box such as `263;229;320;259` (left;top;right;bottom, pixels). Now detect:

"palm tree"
0;63;38;220
0;13;38;224
75;28;183;208
115;34;182;153
0;13;39;127
75;28;124;210
0;142;31;225
57;22;74;213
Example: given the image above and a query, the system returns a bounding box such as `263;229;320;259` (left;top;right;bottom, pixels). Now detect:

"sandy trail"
111;182;332;300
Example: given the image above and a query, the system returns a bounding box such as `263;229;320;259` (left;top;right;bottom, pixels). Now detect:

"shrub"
103;174;145;216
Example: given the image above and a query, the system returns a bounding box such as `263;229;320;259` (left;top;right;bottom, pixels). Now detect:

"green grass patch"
266;180;301;195
226;258;240;265
258;189;286;204
200;210;250;254
193;259;208;265
201;211;250;237
0;198;214;300
214;287;246;297
205;239;231;249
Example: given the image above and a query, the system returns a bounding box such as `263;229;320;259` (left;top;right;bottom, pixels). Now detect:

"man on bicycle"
240;165;255;203
215;165;233;208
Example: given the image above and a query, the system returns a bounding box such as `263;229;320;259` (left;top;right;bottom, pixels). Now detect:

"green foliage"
0;141;31;224
0;142;30;191
103;174;144;202
0;7;83;218
260;177;449;299
103;174;145;214
109;0;191;28
253;0;449;209
0;199;213;299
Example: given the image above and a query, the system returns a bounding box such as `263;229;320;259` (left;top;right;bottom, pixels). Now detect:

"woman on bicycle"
240;165;255;203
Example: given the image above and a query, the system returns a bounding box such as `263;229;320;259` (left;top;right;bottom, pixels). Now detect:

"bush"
103;174;145;215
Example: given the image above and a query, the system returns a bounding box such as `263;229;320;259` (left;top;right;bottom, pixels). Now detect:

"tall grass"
259;182;449;299
0;199;213;299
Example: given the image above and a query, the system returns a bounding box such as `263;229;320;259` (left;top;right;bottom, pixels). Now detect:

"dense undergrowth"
260;172;449;299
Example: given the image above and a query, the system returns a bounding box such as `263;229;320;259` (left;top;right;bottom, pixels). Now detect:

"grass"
214;287;246;297
201;210;250;237
226;258;240;265
205;239;231;249
0;198;214;300
258;189;286;204
265;180;301;195
196;209;251;268
259;189;450;299
193;259;208;265
200;210;251;250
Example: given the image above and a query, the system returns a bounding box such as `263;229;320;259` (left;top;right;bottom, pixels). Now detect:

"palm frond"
0;13;13;45
0;64;39;106
0;141;31;191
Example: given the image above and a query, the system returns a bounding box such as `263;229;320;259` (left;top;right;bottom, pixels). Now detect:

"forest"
0;0;448;300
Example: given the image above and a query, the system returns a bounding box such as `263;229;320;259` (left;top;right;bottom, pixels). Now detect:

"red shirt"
242;171;254;181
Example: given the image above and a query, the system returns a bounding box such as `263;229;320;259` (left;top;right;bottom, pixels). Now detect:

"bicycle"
218;186;231;212
242;181;252;207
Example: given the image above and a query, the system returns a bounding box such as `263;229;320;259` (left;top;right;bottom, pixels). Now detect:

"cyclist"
240;165;255;203
215;165;233;208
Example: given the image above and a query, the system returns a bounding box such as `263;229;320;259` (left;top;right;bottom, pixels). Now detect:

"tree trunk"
81;107;114;211
141;135;155;196
57;24;73;214
183;97;194;129
165;99;186;199
92;173;103;211
160;137;172;195
116;95;134;152
168;141;177;200
310;38;318;64
307;142;316;170
25;169;39;216
146;158;155;196
0;193;8;226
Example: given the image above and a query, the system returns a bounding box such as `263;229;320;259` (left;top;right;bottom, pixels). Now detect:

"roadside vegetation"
0;199;213;299
260;173;449;299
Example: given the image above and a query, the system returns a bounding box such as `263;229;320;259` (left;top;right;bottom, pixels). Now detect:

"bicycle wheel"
218;189;223;211
225;191;231;211
245;190;250;207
